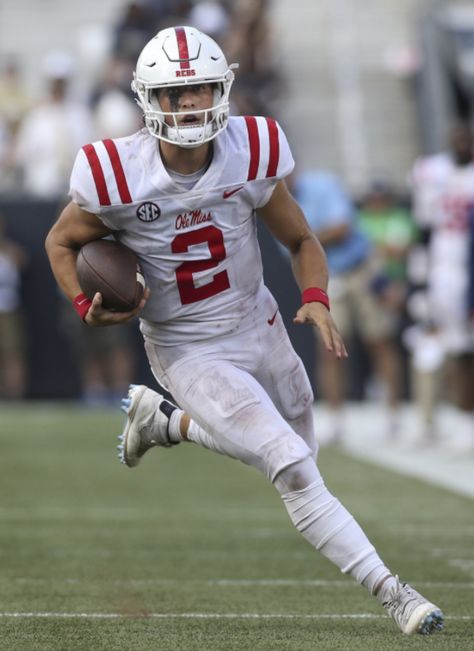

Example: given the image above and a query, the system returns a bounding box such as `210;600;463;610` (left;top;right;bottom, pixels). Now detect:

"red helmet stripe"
82;143;111;206
265;118;280;178
175;27;191;69
245;116;260;181
103;139;132;204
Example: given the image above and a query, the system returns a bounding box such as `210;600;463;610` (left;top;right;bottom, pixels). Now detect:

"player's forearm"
45;202;112;303
45;235;82;302
290;234;329;292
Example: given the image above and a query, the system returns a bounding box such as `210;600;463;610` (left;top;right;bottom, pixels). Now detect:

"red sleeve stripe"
265;118;280;178
103;139;132;204
245;116;260;181
82;143;111;206
175;27;190;69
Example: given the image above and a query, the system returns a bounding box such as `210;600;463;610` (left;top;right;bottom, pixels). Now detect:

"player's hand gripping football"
294;302;348;359
85;287;150;327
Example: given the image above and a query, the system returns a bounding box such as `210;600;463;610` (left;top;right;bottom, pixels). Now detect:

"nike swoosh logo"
77;298;89;305
267;309;278;326
223;186;244;199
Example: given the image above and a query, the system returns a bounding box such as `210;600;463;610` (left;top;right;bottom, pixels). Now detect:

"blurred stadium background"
3;0;474;182
0;0;472;441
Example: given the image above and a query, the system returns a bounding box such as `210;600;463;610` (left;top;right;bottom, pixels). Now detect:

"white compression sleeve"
275;460;391;594
184;417;392;596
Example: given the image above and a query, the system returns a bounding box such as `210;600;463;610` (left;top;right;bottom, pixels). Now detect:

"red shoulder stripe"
175;27;190;69
82;144;111;206
245;116;260;181
103;139;132;204
265;118;279;178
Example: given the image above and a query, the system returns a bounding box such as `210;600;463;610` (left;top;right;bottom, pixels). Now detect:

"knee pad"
273;457;321;494
261;430;313;483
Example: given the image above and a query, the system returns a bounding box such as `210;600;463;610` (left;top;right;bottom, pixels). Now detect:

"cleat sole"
418;609;444;635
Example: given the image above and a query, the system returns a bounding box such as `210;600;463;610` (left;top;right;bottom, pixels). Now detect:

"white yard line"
8;578;474;589
0;612;470;620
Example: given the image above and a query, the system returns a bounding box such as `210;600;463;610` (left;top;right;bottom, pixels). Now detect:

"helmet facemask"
133;70;235;148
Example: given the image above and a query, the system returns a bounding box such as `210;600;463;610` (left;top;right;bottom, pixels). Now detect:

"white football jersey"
410;153;454;227
69;116;294;344
411;152;474;350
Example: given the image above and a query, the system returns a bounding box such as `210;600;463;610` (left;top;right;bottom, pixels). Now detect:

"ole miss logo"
136;202;161;222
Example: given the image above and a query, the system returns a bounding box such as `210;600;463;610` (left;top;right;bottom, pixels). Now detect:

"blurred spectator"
91;58;142;139
358;180;416;293
357;179;416;346
111;2;156;66
0;216;28;399
188;1;230;43
0;117;10;187
292;170;403;441
409;122;474;449
0;56;32;136
141;0;193;30
14;51;95;198
79;326;138;407
60;301;137;406
0;56;33;191
224;0;283;115
403;321;444;444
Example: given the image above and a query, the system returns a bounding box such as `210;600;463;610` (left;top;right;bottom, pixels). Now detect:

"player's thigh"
255;317;317;455
146;343;313;480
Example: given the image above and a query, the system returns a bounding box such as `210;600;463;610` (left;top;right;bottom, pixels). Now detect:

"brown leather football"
76;239;145;312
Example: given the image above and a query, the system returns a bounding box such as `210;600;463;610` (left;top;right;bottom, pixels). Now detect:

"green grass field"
1;403;473;651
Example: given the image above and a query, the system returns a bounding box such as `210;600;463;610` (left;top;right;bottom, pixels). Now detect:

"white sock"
185;419;225;455
167;409;184;442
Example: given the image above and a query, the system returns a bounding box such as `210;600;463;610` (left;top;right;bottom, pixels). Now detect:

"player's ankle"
374;574;397;604
168;409;186;442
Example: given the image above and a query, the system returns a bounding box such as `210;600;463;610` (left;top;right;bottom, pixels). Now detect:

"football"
76;239;145;312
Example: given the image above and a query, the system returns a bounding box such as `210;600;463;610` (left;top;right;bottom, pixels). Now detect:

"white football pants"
143;285;391;592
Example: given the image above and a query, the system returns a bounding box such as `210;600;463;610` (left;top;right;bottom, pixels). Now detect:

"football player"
410;123;474;449
45;26;443;635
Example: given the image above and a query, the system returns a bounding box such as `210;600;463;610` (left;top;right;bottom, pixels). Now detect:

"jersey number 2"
171;225;230;305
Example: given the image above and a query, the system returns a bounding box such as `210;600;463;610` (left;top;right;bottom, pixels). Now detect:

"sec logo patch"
136;202;161;222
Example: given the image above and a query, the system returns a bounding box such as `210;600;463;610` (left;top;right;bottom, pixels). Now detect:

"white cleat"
384;577;444;635
118;384;179;468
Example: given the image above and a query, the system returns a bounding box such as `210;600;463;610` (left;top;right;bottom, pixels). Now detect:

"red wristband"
73;292;92;322
302;287;330;311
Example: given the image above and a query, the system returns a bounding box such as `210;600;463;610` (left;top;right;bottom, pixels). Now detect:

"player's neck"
159;141;212;175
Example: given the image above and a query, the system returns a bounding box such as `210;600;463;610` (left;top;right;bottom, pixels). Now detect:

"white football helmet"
132;26;237;147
